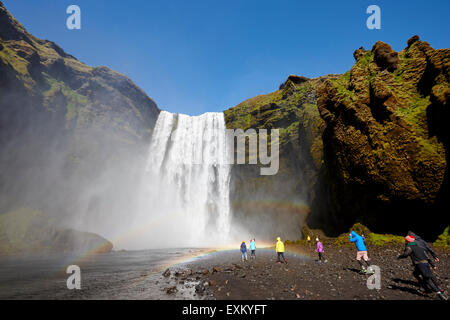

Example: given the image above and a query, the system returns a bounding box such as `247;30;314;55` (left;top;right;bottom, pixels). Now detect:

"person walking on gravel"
349;231;372;274
316;237;327;263
407;231;439;263
249;239;256;259
398;235;446;300
240;241;248;262
276;237;287;264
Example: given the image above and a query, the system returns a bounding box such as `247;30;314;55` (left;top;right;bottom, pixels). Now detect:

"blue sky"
3;0;450;115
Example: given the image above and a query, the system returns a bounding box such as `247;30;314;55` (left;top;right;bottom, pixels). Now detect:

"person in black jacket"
406;231;440;292
398;235;446;300
407;231;439;262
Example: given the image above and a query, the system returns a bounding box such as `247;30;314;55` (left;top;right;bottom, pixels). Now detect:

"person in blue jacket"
249;239;256;259
349;231;373;274
240;241;248;262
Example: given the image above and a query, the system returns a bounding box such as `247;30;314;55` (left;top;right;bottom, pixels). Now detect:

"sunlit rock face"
316;37;449;238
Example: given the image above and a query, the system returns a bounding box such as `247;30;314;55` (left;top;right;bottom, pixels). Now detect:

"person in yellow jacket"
276;237;287;264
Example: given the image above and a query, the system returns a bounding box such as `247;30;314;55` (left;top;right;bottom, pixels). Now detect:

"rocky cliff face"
0;2;159;252
224;75;338;239
315;36;449;238
225;36;449;240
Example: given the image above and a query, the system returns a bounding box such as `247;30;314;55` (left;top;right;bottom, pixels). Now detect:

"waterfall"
137;111;232;247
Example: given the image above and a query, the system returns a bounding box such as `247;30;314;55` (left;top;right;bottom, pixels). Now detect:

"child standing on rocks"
240;241;248;262
349;231;373;274
316;237;327;263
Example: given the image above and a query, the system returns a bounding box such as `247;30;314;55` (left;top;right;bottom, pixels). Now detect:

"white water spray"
130;111;232;248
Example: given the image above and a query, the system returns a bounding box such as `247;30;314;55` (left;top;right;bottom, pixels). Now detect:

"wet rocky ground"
2;245;448;300
163;245;449;300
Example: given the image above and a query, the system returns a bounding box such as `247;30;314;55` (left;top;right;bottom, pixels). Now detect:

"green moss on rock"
434;226;450;248
317;36;449;238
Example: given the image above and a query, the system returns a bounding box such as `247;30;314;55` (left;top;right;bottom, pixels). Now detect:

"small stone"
195;284;206;293
165;286;177;294
209;280;217;286
212;266;222;273
162;268;171;277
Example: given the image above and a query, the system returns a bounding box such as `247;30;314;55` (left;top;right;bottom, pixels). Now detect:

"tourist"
349;231;373;274
307;235;311;247
398;235;446;300
276;237;287;264
407;231;439;263
249;239;256;259
240;241;248;262
316;237;327;263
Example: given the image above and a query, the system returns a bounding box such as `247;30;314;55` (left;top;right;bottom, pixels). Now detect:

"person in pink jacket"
316;237;327;263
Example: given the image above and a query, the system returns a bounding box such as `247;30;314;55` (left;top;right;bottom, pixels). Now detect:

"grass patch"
434;226;450;248
42;73;88;121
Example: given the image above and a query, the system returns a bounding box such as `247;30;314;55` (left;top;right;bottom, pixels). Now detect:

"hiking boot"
437;292;447;301
359;269;367;274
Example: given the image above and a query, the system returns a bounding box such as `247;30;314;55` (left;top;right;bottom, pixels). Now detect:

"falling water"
133;111;232;248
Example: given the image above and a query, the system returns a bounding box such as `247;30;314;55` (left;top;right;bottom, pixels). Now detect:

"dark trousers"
251;250;256;258
318;252;325;261
277;252;286;263
413;263;441;292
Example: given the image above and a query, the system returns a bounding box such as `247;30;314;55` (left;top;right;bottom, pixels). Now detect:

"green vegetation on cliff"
434;226;450;248
317;36;449;238
224;75;338;240
0;2;159;254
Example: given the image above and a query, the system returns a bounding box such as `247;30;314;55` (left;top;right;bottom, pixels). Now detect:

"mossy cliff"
0;1;159;209
225;36;449;240
224;75;338;239
0;2;159;252
315;36;449;238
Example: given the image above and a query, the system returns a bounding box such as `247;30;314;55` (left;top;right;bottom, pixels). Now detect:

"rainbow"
62;198;312;275
232;199;310;216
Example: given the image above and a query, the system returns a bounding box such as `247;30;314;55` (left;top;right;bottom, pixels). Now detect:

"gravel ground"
166;244;450;300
